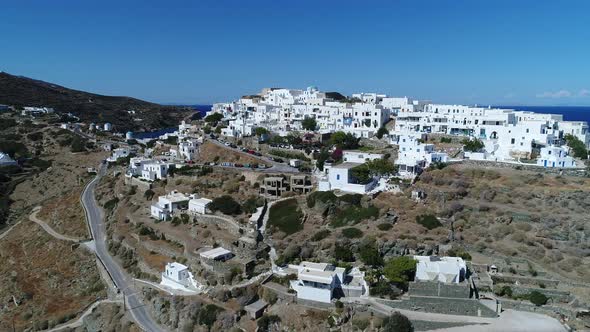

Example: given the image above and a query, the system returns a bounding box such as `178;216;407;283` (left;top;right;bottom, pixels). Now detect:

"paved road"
206;139;300;173
82;165;164;332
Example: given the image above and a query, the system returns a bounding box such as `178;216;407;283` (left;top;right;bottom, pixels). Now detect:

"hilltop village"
1;87;589;331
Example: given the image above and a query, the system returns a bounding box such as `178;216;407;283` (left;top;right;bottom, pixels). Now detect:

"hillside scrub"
565;134;588;159
462;138;485;152
268;198;303;235
209;195;241;215
416;214;442;230
341;227;363;239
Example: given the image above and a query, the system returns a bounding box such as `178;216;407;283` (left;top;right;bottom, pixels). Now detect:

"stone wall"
378;296;498;318
456;159;587;177
409;281;471;299
501;299;577;320
491;274;560;288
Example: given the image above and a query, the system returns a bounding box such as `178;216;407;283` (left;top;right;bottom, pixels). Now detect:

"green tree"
358;238;383;267
208;195;241;215
529;291;548;306
302;117;317;131
383;256;417;285
204;112;223;124
329;131;359;149
254;127;269;136
564;134;588;159
462;138;485;152
382;312;413;332
376;126;389;139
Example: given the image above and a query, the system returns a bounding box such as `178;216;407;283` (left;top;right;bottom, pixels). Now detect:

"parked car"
234;163;243;168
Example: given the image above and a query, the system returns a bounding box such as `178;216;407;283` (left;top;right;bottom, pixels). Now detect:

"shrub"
144;189;155;200
310;229;331;241
358;239;383;267
209;195;241;215
416;214;442;230
257;314;281;332
383;256;417;286
331;205;379;227
376;126;389;139
268;198;303;235
104;197;119;210
528;291;548;306
377;223;393;231
565;134;588;159
334;244;355;262
242;196;263;214
382;312;413;332
440;137;453;143
462;138;485;152
447;246;472;261
341;227;363;239
197;304;223;328
306;190;337;208
494;285;513;298
302;117;317;131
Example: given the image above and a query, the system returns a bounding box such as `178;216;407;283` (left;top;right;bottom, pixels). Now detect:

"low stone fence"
378;296;498;318
409;281;471;299
457;159;587;177
501;299;577;320
491;274;560;288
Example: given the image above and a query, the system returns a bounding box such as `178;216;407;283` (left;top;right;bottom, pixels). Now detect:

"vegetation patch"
310;229;331;241
416;214;442;230
341;227;363;239
208;195;241;215
331;205;379;227
268;198;303;235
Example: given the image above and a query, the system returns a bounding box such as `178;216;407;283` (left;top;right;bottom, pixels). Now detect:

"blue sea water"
496;106;590;124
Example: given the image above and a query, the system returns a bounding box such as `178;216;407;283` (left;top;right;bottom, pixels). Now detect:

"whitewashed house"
188;197;212;214
161;262;203;292
150;191;190;220
288;262;369;303
107;148;130;162
342;150;383;163
537;146;576;168
178;139;198;161
394;135;448;177
0;152;17;167
199;247;233;262
141;162;170;181
414;256;467;284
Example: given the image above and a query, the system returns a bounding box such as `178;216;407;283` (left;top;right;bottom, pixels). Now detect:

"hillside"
0;72;191;131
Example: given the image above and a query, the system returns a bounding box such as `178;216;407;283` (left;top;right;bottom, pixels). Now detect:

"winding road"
81;164;164;332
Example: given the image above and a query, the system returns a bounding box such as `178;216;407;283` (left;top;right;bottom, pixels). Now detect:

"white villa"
107;148;130;162
414;256;467;284
288;261;369;304
199;247;233;262
0;152;17;167
150;191;190;220
21;106;55;117
161;262;203;292
126;157;172;182
318;151;382;194
537;146;576;168
188;197;212;215
393;135;448;177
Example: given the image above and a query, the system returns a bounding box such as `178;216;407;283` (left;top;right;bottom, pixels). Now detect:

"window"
336;174;340;180
511;138;515;144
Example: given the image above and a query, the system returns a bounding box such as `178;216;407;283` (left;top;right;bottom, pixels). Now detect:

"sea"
133;104;212;139
496;106;590;124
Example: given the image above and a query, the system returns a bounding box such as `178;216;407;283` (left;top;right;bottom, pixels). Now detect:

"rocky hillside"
0;72;192;131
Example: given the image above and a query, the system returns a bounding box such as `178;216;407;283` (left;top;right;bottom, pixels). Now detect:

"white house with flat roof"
0;152;17;167
161;262;203;292
414;256;467;284
107;148;130;162
288;261;369;303
537;146;576;168
188;197;212;215
199;247;233;262
150;191;190;220
342;150;383;163
318;162;377;194
394;135;448;178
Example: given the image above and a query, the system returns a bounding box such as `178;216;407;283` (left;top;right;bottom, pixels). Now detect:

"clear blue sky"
2;0;590;105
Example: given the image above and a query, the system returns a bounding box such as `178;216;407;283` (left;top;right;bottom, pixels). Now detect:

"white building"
288;262;369;303
342;150;383;163
150;191;190;220
414;256;467;284
178;139;198;161
318;162;377;194
141;162;170;181
107;148;130;162
188;197;212;214
537;146;576;168
21;107;54;117
161;262;203;292
199;247;233;261
104;123;112;131
0;152;17;167
394;135;448;178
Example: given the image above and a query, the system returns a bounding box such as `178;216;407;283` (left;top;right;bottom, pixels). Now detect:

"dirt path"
29;206;82;242
47;299;123;332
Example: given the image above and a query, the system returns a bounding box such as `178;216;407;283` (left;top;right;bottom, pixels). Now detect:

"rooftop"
332;162;362;169
199;247;232;260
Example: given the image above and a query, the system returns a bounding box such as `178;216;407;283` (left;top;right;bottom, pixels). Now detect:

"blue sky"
2;0;590;105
